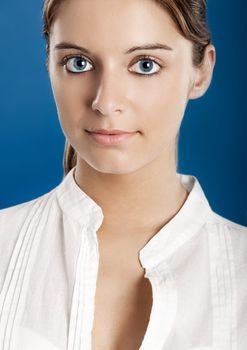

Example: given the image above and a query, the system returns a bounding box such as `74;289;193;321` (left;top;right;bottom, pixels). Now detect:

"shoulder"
206;210;247;237
0;188;56;240
0;188;56;229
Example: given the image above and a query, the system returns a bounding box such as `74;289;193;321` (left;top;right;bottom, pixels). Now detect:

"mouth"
85;128;136;135
85;129;137;145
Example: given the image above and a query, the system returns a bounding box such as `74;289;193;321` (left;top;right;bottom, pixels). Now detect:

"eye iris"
73;58;86;70
140;60;153;72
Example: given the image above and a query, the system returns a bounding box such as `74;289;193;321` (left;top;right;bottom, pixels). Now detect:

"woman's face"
48;0;197;174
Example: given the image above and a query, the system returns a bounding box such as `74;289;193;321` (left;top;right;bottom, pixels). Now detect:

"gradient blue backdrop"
0;1;246;225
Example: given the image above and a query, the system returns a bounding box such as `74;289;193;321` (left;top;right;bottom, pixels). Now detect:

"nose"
91;72;126;117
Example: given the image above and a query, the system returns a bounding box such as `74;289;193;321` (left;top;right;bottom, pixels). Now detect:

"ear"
188;44;216;100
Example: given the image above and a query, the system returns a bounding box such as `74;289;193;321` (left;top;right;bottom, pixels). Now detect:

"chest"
91;268;153;350
91;234;153;350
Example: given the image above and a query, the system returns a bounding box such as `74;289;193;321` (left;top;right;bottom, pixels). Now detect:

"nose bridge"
92;62;125;115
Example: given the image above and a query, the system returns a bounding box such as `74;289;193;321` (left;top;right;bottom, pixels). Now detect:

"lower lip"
86;131;137;145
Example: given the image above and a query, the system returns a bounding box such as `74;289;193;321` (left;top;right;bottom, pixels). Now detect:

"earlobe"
188;45;216;100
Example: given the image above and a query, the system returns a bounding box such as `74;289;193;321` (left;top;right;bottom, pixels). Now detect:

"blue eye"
131;58;161;75
64;57;93;73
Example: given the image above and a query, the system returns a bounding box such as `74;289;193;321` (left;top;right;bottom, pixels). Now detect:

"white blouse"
0;166;247;350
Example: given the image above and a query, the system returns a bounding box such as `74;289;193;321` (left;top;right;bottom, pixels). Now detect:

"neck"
74;155;189;237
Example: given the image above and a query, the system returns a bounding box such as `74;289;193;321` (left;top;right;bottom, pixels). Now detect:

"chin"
88;160;143;175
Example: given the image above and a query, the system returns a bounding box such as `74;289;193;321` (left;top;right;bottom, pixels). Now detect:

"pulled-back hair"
42;0;212;176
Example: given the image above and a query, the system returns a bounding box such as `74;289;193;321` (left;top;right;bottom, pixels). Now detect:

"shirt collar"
56;166;212;270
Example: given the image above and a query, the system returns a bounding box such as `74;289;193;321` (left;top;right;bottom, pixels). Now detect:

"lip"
86;128;135;135
85;129;137;145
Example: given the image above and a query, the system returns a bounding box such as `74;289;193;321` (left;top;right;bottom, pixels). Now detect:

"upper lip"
86;128;135;135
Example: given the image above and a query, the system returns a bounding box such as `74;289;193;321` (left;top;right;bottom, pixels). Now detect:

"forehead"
50;0;188;52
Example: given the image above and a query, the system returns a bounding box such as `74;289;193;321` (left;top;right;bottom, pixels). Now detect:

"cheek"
50;74;89;133
51;75;83;111
132;73;188;139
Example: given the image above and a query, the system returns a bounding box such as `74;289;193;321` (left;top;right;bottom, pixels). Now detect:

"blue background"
0;1;246;226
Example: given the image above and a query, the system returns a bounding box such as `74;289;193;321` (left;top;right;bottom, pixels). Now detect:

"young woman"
0;0;246;349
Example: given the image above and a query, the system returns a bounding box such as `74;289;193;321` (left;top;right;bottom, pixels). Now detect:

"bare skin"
48;0;216;348
91;228;153;350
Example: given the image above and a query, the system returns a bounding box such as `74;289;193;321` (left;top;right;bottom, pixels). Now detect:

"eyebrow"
54;42;173;54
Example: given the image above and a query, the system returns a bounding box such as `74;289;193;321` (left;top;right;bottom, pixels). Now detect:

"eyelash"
58;54;163;77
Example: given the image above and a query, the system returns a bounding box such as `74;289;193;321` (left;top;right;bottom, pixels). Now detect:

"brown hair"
42;0;212;177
